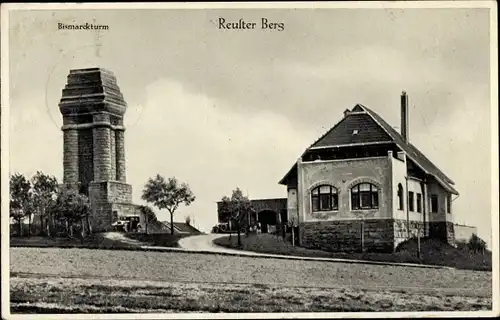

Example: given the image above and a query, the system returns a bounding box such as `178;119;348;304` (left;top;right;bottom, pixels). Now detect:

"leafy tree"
468;234;487;254
10;173;33;237
52;187;91;238
219;188;254;246
31;171;58;236
142;175;196;235
138;205;157;234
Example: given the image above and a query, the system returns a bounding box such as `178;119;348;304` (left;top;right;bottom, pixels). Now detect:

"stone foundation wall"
393;219;426;248
429;221;455;246
88;181;133;232
299;219;395;253
91;203;114;232
112;203;140;217
108;181;133;203
88;181;132;204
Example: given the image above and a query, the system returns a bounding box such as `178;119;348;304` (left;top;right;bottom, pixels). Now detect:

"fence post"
361;220;365;252
417;232;421;260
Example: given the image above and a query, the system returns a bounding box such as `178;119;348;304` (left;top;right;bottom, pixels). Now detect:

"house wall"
299;156;392;221
390;153;431;248
298;155;396;251
427;179;451;222
287;188;298;226
427;178;455;245
391;152;407;222
407;178;424;221
289;150;457;252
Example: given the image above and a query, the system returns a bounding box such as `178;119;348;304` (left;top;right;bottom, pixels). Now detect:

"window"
408;192;414;212
430;194;438;213
447;194;452;214
351;183;379;210
416;193;422;213
311;185;338;212
397;184;404;210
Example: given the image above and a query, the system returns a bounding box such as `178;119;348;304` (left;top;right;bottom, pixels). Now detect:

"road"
9;247;492;297
177;233;274;255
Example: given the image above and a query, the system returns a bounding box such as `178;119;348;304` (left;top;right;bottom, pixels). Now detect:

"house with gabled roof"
279;92;458;252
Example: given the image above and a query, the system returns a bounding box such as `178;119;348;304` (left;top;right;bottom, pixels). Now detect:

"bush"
468;234;487;254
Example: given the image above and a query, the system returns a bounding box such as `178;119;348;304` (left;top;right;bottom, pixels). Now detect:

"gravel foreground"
10;276;492;313
9;247;493;313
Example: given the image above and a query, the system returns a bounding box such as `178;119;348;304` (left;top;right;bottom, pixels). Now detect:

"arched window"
311;185;338;212
351;183;379;210
397;183;404;210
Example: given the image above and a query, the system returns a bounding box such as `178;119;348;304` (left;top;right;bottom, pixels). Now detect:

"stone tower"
59;68;137;231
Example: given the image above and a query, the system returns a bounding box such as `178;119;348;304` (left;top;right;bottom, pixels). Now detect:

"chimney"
343;108;350;117
401;91;409;141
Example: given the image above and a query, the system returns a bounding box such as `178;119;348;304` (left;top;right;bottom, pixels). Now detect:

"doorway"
257;210;278;233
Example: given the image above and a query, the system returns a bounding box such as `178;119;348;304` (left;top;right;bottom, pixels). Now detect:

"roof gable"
361;105;456;188
311;106;392;148
279;103;458;195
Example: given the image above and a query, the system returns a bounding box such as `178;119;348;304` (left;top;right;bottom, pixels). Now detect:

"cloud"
126;79;313;231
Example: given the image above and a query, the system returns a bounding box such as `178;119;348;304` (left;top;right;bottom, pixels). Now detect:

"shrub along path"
212;234;492;271
9;232;194;250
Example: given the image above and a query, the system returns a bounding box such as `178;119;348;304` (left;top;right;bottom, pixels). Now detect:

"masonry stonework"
110;129;116;180
115;130;126;182
93;126;112;182
59;68;136;232
63;129;79;183
300;219;395;253
78;129;94;192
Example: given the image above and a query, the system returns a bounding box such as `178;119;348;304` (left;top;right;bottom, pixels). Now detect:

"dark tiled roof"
311;110;392;148
361;104;457;193
279;104;458;195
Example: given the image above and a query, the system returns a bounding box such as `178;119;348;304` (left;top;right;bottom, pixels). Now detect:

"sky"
6;7;494;245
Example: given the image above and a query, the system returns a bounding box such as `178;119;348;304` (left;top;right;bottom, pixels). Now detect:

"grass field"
9;232;193;250
10;276;491;313
9;247;492;313
213;234;492;271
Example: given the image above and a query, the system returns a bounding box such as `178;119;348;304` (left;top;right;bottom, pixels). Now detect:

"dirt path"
177;234;269;255
100;232;145;246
